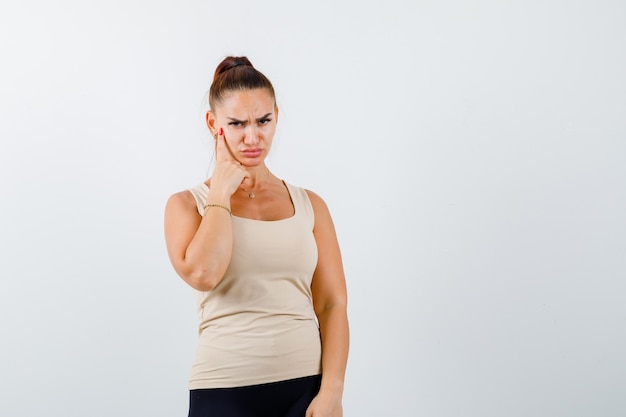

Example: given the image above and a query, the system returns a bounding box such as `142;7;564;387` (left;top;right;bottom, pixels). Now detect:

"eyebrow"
227;113;273;123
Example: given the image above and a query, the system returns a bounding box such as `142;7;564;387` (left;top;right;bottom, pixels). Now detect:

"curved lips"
240;148;263;158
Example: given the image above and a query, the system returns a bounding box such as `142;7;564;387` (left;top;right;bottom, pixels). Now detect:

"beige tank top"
186;181;322;389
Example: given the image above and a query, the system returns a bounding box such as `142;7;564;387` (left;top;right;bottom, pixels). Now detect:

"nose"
243;125;260;145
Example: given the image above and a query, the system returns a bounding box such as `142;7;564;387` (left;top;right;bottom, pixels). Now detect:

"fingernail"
219;127;223;136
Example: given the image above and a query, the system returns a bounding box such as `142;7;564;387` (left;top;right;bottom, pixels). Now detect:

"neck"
245;165;270;188
239;166;271;199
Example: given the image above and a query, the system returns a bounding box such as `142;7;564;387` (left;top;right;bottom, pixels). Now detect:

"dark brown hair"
208;56;276;111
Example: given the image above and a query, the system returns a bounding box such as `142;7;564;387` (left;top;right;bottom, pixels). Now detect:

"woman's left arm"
306;190;350;417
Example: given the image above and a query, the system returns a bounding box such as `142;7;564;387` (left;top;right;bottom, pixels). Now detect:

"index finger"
215;127;239;163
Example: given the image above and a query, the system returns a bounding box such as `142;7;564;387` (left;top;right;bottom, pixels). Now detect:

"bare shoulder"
165;189;199;215
168;189;195;204
164;189;203;253
305;189;330;212
304;189;336;231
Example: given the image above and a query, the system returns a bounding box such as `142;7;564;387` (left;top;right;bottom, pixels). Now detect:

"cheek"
223;126;243;140
226;138;240;150
218;128;240;149
262;123;276;135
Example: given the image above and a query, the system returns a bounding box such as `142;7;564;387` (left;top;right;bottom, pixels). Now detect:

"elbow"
173;254;229;291
314;301;348;319
185;268;223;292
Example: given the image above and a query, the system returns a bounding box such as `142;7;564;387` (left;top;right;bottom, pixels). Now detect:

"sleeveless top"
186;181;322;389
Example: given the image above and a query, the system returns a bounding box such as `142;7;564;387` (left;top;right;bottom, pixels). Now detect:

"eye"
259;118;271;125
228;121;243;127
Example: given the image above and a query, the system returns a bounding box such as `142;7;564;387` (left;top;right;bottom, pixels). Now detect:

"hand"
210;128;249;197
305;390;343;417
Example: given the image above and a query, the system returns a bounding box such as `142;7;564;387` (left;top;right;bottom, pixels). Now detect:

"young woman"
164;56;349;417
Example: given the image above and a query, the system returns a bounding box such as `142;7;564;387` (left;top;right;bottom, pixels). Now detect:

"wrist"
318;379;344;396
203;203;232;216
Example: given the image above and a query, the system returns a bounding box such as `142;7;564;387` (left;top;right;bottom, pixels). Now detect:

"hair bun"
209;55;276;109
214;56;253;80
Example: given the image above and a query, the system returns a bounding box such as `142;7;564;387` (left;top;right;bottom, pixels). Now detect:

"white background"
1;1;625;416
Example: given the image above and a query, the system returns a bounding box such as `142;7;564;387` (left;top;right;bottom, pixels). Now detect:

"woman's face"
207;88;278;167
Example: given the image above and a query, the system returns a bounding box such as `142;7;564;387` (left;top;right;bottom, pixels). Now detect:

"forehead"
218;89;275;117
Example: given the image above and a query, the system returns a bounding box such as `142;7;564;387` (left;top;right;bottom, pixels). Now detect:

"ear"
274;106;279;124
206;111;217;135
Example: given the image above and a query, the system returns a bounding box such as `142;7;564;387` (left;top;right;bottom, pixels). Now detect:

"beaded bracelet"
203;203;232;216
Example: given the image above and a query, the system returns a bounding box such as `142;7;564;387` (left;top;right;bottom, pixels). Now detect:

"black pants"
188;374;322;417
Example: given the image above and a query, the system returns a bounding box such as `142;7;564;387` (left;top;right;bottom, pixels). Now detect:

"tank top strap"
284;181;315;230
187;182;210;215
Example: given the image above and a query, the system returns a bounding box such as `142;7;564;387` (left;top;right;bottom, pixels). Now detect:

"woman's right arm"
164;188;234;291
164;129;248;291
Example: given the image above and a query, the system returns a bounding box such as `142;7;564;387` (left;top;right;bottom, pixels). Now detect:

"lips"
241;148;263;158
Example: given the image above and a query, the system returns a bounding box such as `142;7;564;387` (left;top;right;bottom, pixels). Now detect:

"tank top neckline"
199;180;297;223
